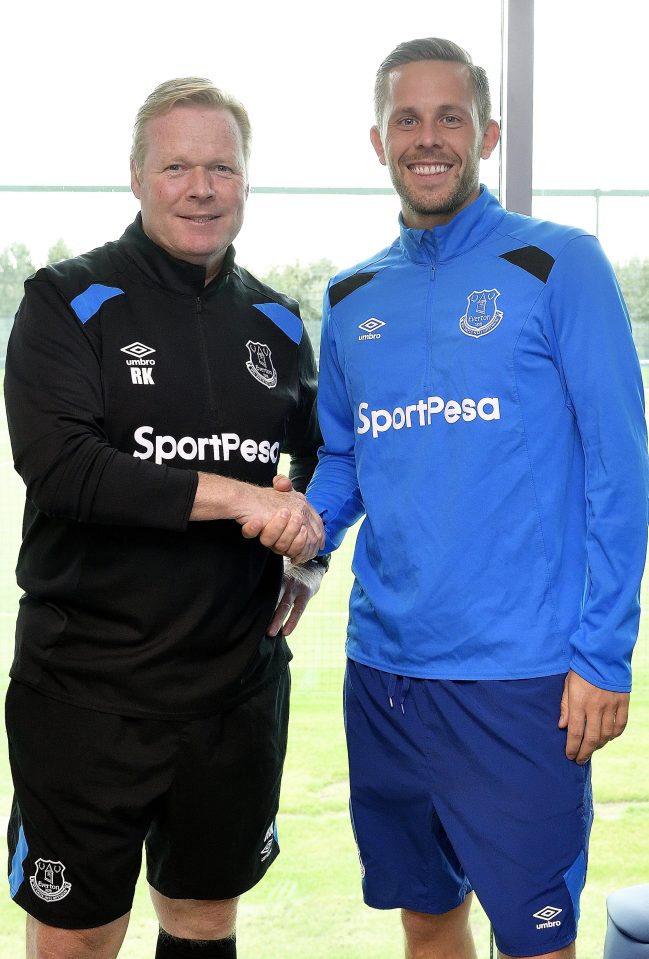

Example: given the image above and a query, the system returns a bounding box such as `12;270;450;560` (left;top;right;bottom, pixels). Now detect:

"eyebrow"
390;103;470;117
157;153;238;166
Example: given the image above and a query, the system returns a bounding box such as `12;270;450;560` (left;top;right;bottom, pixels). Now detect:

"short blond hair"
374;38;492;134
131;77;252;177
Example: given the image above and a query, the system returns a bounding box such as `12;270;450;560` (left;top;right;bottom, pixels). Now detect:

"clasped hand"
239;475;324;565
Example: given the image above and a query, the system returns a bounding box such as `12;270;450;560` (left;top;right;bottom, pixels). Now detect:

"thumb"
241;518;263;539
273;473;294;492
558;676;570;729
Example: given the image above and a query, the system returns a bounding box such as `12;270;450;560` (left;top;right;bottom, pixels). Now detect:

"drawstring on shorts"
387;674;411;714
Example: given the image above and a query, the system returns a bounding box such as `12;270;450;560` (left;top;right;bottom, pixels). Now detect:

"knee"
151;889;239;940
403;907;453;943
26;912;130;959
403;899;470;935
402;897;474;958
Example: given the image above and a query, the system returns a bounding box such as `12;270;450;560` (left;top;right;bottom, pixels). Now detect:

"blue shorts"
343;661;593;957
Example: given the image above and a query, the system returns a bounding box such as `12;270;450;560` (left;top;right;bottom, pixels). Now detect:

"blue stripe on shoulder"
9;823;29;899
70;283;125;324
253;303;303;345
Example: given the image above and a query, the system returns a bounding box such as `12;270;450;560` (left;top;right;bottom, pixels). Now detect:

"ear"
130;158;142;200
480;120;501;160
370;125;387;166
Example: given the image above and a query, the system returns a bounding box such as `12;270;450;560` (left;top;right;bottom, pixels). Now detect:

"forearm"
190;472;264;522
307;451;365;552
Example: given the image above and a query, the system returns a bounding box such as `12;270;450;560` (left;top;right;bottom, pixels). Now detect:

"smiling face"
131;104;248;283
371;59;500;230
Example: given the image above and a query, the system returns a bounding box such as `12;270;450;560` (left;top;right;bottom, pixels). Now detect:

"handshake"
238;474;325;565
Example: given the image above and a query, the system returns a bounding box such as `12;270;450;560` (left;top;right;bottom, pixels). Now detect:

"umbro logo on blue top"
358;318;385;341
359;318;385;334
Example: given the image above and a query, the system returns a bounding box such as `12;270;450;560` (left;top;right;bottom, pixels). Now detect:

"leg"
414;676;591;959
26;912;129;959
6;684;169;954
146;672;290;924
343;663;471;920
151;888;237;956
150;887;238;939
402;894;477;959
499;945;575;959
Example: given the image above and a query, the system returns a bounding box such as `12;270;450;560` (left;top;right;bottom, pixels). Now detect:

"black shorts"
6;671;290;929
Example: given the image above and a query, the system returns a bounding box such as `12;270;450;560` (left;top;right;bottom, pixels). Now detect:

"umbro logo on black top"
121;342;156;385
121;342;156;358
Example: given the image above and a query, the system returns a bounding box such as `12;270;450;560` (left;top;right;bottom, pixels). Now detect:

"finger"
285;524;322;563
575;713;604;764
565;709;586;761
611;699;629;739
267;519;307;557
289;540;320;566
599;707;618;744
282;595;308;636
266;604;288;636
273;474;294;492
287;536;312;564
575;733;600;764
241;518;264;539
267;585;297;637
256;510;296;549
304;505;324;542
557;677;570;729
293;533;322;564
266;585;290;637
599;699;628;744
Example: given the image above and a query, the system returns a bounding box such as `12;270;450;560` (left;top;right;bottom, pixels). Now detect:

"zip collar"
118;213;237;297
398;185;508;266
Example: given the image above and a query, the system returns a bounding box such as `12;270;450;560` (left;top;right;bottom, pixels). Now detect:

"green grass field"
0;414;647;957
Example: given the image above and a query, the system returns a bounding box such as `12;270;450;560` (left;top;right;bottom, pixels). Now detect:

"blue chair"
603;884;649;958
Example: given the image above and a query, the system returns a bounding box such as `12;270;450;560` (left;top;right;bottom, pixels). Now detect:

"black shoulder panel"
499;246;555;283
329;272;378;308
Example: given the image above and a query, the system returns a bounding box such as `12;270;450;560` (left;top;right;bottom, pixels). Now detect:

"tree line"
2;243;649;362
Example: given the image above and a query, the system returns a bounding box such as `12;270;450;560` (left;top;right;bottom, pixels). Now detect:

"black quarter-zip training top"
4;215;321;718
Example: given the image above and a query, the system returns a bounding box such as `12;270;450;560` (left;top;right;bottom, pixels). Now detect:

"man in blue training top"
279;36;648;959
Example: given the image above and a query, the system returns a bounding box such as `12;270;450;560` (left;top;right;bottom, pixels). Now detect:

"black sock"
155;928;237;958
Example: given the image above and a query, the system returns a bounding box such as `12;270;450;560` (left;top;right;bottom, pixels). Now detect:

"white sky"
1;0;648;272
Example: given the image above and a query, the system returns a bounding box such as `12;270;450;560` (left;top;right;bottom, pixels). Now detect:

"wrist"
296;553;330;573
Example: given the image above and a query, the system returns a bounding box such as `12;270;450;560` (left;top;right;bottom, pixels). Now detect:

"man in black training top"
4;77;325;959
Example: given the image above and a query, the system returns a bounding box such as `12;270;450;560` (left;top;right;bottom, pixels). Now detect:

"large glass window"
1;3;501;272
533;2;649;265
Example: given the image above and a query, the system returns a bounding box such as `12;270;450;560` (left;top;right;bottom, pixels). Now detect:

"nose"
416;119;443;150
187;166;215;200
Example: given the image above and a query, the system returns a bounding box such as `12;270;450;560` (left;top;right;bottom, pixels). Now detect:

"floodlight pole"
500;0;535;215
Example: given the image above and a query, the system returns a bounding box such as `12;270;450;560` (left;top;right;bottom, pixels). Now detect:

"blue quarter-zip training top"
307;187;649;692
